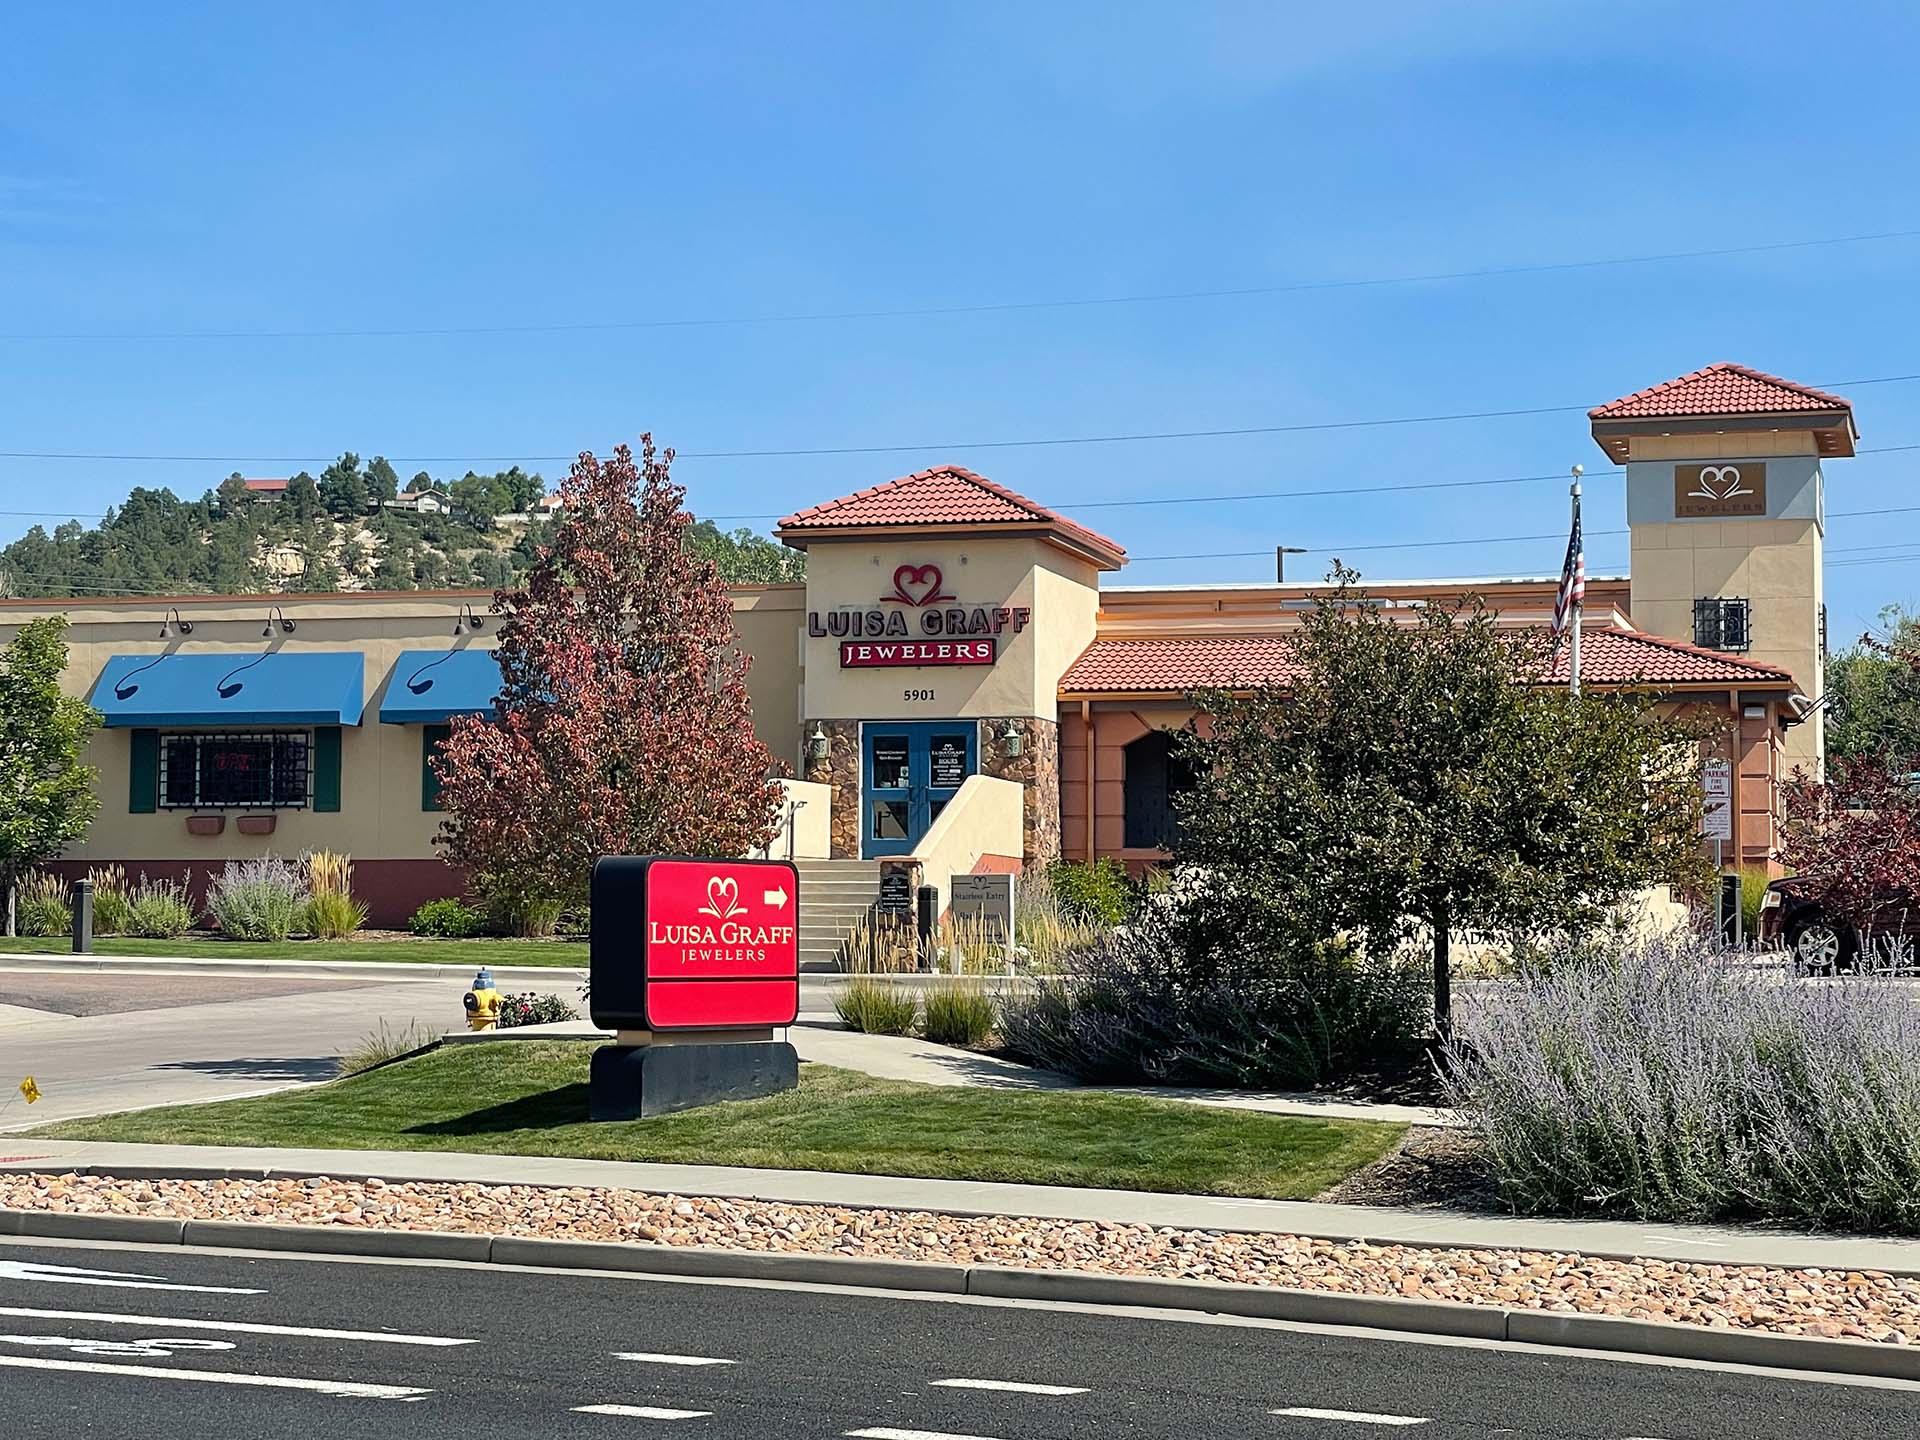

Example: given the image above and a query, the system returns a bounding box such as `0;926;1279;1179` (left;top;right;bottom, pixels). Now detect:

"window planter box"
185;814;225;837
235;814;277;837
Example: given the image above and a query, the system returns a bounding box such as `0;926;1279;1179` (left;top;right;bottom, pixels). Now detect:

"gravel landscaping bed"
6;1170;1919;1345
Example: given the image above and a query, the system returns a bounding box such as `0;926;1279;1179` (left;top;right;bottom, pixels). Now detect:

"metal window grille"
158;731;313;810
1693;597;1751;653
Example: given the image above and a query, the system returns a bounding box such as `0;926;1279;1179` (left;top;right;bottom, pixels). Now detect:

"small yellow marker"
18;1077;40;1105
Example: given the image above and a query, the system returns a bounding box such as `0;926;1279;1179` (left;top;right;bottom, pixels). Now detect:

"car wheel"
1791;919;1849;975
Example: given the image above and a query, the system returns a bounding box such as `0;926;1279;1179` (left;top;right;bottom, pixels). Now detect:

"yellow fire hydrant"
463;967;501;1031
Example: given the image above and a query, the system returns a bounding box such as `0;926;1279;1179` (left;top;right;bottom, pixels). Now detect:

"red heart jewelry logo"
885;564;955;607
699;874;744;921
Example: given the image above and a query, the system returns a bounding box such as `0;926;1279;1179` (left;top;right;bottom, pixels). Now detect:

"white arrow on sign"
0;1261;263;1295
762;886;790;909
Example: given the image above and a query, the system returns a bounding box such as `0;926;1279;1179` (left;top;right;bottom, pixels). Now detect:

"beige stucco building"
0;362;1839;934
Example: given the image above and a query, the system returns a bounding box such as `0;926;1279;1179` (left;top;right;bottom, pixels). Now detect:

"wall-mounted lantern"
1000;720;1024;758
807;724;831;764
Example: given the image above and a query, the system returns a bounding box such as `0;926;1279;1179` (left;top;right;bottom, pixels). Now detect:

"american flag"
1551;493;1585;639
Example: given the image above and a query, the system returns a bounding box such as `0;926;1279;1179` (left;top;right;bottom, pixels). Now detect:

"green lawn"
0;935;584;967
35;1043;1404;1201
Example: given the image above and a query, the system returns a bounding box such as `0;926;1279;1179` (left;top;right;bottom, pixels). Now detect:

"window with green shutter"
422;724;451;811
128;729;160;813
312;727;343;812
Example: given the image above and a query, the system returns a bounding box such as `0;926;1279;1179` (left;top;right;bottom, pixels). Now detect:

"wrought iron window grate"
159;731;313;810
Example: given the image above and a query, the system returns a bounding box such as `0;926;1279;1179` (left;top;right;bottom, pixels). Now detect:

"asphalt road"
0;1236;1916;1439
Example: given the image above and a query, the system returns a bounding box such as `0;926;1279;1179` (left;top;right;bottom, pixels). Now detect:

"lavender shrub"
1444;930;1920;1231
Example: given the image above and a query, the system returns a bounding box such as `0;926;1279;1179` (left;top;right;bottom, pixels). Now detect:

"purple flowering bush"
1444;931;1920;1231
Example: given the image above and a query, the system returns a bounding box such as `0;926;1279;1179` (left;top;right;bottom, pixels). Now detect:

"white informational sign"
1702;758;1733;841
949;873;1016;940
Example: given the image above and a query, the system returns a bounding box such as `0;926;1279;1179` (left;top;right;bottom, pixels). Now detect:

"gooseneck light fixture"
157;606;194;639
454;602;485;636
261;605;296;637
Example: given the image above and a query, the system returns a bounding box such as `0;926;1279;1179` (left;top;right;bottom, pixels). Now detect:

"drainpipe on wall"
1082;700;1095;862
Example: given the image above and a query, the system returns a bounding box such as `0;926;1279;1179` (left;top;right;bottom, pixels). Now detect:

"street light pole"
1569;466;1584;698
1275;545;1307;582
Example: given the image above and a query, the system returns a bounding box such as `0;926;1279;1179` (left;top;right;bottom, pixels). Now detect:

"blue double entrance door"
862;722;978;858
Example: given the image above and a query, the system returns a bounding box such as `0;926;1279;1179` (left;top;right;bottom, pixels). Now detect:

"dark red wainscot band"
587;856;801;1120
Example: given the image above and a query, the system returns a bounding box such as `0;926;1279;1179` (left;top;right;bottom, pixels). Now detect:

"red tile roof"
241;477;289;492
1058;628;1792;696
777;465;1126;568
1589;363;1851;421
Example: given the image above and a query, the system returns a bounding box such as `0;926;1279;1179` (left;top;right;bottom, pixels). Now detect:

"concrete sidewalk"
5;1136;1918;1277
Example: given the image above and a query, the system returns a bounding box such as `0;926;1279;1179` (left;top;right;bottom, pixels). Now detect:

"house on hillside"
383;488;450;515
241;478;289;504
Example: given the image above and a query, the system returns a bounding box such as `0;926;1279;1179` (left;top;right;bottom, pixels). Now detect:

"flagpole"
1568;466;1584;697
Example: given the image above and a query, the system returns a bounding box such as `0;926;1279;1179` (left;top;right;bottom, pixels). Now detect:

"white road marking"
930;1378;1088;1396
1272;1408;1430;1427
613;1351;738;1367
0;1333;235;1358
0;1352;430;1399
575;1404;715;1420
845;1430;1006;1440
0;1305;475;1346
0;1259;263;1295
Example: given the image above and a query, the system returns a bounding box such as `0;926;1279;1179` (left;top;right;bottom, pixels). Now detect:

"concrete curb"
3;1206;1916;1381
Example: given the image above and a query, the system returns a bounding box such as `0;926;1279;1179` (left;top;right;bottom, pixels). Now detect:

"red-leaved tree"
1778;757;1920;935
433;436;783;929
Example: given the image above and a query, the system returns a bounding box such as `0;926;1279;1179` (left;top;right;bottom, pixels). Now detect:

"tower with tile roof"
1590;363;1854;774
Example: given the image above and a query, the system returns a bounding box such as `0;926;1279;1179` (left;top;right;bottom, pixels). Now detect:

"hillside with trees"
0;453;804;598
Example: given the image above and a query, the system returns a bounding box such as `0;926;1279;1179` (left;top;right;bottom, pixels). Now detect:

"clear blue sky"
2;2;1917;637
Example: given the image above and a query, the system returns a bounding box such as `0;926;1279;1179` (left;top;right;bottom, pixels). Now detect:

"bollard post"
72;876;93;955
915;884;937;972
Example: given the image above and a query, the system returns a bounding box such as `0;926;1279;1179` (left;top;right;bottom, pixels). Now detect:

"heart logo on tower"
885;564;956;607
1688;465;1752;501
698;875;745;921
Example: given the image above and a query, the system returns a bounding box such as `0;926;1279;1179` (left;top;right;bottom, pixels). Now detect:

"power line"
6;227;1920;342
1;375;1916;473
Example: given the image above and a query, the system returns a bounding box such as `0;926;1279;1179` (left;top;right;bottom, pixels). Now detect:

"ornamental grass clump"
302;850;368;939
1444;929;1920;1232
88;864;133;935
922;980;998;1047
834;978;918;1036
207;857;308;941
15;871;71;938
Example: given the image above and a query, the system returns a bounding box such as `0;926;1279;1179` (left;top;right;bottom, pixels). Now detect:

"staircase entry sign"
590;856;800;1031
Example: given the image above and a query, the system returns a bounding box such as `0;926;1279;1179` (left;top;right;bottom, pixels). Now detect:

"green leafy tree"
317;453;369;517
406;471;436;494
449;471;508;526
0;618;101;935
284;472;322;521
1174;568;1712;1029
1827;605;1920;763
686;520;806;582
365;456;400;506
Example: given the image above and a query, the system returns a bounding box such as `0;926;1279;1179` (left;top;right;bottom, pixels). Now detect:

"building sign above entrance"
841;639;995;668
1674;462;1767;518
810;559;1031;668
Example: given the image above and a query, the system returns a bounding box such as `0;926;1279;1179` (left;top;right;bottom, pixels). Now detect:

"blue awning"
88;651;366;727
379;648;503;724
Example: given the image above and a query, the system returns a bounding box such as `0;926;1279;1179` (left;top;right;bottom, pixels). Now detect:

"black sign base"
589;1041;799;1121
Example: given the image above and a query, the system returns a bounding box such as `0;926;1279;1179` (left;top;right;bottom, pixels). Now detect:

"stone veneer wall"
978;716;1060;867
802;718;865;860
